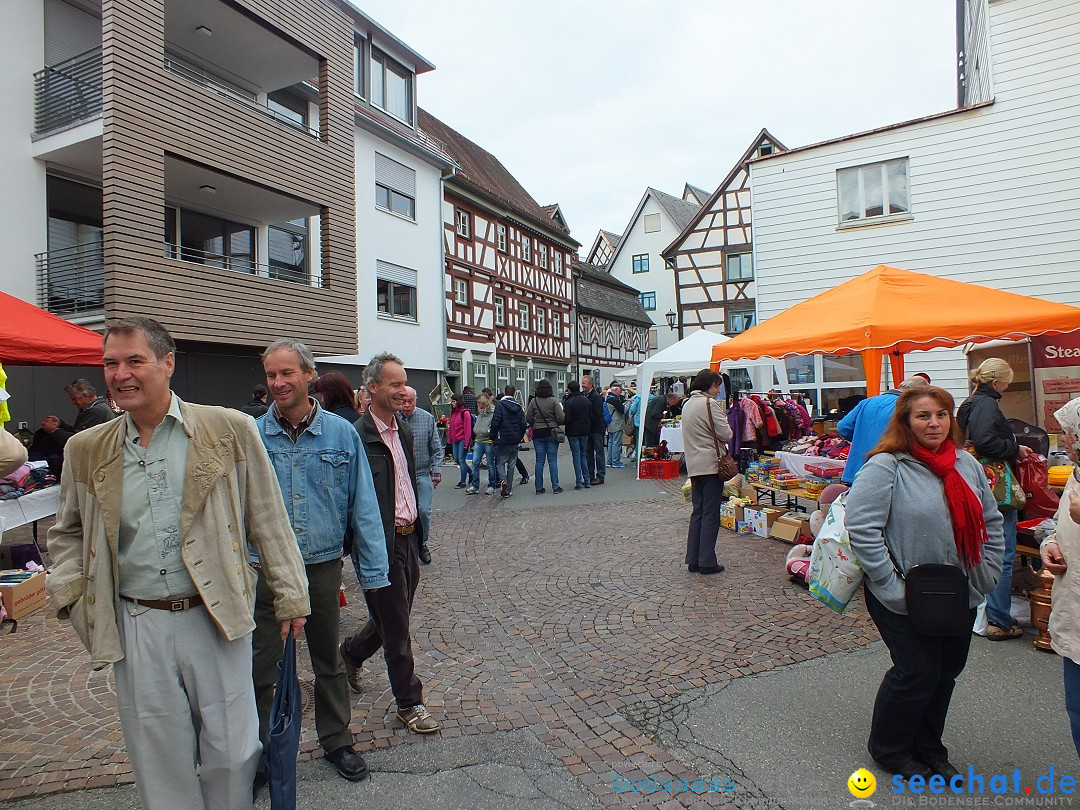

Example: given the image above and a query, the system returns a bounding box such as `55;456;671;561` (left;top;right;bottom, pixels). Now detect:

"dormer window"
370;47;413;124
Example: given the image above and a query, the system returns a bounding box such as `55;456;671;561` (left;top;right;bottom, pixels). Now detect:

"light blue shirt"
117;393;197;598
837;391;900;484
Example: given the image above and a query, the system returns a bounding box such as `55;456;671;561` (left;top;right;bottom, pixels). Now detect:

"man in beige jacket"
47;317;310;810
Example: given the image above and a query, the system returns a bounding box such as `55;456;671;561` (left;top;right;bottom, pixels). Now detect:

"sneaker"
574;484;583;490
520;475;529;485
340;642;363;693
552;486;563;494
397;703;441;734
484;487;495;495
501;488;513;499
465;486;478;494
611;462;627;468
454;482;467;489
535;488;546;494
418;542;431;565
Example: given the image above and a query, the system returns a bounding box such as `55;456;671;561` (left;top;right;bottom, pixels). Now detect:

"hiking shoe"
397;703;440;734
340;643;363;693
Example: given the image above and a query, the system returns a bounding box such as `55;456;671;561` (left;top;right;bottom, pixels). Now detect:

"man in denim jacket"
252;339;390;786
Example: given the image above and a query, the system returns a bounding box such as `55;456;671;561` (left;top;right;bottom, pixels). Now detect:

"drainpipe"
438;165;456;405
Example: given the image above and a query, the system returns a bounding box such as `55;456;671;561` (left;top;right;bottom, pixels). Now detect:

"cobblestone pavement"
0;453;880;807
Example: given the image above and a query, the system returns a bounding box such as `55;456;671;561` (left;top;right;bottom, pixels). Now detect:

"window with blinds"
376;260;417;320
374;153;416;220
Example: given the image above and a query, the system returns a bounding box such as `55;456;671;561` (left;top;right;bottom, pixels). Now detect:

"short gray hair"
363;351;404;386
104;317;176;360
898;376;930;391
262;338;316;372
64;378;97;398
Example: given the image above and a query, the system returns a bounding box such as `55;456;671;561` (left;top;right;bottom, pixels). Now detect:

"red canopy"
0;291;103;366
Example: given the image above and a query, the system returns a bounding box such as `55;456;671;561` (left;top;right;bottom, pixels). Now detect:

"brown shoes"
340;642;363;693
396;703;440;733
985;624;1023;640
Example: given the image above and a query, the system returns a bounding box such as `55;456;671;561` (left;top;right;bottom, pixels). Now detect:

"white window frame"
727;307;756;334
533;368;545;382
454;278;468;305
496;223;507;252
557;371;567;385
473;362;488;381
836;157;910;226
538;244;548;269
456;208;471;239
522;235;532;263
551;312;561;338
376;260;418;322
519;301;530;330
726;253;753;281
516;367;527;383
497;365;510;383
632;254;649;273
535;306;546;333
553;252;563;274
493;295;505;325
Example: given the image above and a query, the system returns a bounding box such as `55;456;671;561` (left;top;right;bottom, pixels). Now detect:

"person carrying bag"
845;386;1004;784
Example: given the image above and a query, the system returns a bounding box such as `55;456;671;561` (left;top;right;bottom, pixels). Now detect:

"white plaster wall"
606;195;678;351
1;1;48;304
354;128;445;371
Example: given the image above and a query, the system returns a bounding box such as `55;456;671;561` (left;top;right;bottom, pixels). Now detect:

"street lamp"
665;309;677;330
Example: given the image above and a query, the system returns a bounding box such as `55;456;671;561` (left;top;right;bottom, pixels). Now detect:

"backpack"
602;398;613;425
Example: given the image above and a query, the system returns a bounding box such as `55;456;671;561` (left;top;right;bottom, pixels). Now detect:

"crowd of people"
4;336;1080;802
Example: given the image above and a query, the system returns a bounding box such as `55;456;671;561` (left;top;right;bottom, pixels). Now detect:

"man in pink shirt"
340;352;440;734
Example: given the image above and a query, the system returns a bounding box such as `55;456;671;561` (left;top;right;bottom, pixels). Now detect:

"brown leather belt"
395;523;415;535
121;594;203;612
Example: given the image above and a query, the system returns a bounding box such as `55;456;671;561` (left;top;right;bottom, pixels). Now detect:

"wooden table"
749;483;820;513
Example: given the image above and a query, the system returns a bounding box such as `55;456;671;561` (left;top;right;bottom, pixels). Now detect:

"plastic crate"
639;459;680;479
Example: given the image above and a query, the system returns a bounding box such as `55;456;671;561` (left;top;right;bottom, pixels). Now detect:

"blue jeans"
534;438;559;491
416;473;434;544
607;432;623;466
568;436;589;487
452;440;468;485
985;508;1018;629
1065;657;1080;758
470;442;497;490
495;445;519;493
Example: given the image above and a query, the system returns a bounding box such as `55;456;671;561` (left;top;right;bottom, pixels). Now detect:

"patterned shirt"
117;393;197;598
401;407;442;479
370;410;418;526
273;397;317;443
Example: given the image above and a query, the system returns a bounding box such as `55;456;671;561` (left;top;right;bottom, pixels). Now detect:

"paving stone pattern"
0;476;879;807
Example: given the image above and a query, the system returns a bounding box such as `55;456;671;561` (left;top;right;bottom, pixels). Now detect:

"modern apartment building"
2;0;450;418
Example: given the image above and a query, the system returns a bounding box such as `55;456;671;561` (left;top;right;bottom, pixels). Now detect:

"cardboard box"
771;514;812;544
720;503;745;530
744;507;786;538
0;570;47;619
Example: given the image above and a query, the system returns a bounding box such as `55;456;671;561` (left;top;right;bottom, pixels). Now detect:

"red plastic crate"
639;459;680;479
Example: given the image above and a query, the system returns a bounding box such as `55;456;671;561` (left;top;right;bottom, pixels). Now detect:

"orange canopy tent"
0;290;103;366
710;265;1080;396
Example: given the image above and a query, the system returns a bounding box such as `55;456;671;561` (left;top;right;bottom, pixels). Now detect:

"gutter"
439;164;457;396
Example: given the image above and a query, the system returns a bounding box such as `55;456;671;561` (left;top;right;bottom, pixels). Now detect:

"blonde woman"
467;394;497;494
956;358;1032;640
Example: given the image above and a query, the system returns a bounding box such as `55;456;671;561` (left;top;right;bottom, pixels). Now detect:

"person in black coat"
581;375;606;484
563;381;593;489
644;392;681;447
489;386;529;497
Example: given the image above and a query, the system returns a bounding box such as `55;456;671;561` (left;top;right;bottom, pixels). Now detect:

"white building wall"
606;195;678;352
354;128;445;372
0;0;48;304
749;0;1080;404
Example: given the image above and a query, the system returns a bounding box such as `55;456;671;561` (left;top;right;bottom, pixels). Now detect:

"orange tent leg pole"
862;350;883;397
890;353;905;389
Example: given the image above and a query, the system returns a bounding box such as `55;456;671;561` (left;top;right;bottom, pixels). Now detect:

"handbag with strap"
977;457;1026;511
884;541;972;635
532;399;565;444
705;399;739;482
266;632;301;810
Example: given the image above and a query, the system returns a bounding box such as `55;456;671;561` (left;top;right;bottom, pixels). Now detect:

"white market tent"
622;329;788;478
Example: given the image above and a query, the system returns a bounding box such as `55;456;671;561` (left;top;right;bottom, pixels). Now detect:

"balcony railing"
166;244;321;287
33;47;103;138
36;243;105;316
164;56;319;137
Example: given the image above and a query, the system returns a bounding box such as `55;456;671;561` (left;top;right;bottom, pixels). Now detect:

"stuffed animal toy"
819;483;849;506
809;509;826;538
786;544;812;587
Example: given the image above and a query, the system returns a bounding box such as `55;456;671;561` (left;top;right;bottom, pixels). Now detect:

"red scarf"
909;441;989;567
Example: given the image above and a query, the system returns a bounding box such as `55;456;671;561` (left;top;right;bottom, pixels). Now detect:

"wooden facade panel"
101;0;357;353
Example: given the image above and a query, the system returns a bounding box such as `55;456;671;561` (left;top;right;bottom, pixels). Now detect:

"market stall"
710;264;1080;397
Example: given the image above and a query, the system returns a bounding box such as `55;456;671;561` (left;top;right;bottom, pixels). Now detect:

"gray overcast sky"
356;0;957;253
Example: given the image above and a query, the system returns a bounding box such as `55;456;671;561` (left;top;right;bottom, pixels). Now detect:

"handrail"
165;243;321;287
35;243;105;315
33;47;103;137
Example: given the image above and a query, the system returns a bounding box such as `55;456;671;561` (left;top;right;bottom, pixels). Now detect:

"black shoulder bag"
885;546;972;636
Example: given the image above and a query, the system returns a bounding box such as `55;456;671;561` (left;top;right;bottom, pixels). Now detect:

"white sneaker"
466;487;478;494
484;487;495;495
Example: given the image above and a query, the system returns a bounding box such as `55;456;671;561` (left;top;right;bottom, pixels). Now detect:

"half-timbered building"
661;130;785;342
573;261;652;383
585;230;621;268
418;110;580;397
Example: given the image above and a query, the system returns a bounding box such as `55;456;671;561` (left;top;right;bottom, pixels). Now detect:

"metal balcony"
36;243;105;316
33;47;103;138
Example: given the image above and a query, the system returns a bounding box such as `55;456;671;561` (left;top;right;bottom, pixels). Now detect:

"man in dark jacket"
239;384;269;417
581;375;606;485
563;381;593;489
341;352;440;735
489;385;528;498
40;379;116;448
644;391;681;448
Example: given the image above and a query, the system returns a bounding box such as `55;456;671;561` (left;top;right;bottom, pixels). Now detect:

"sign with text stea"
1031;332;1080;432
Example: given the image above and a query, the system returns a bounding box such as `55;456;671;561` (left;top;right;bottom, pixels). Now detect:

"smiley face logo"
847;768;876;798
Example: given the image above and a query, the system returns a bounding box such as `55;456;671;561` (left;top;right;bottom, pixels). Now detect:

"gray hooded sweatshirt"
844;450;1005;615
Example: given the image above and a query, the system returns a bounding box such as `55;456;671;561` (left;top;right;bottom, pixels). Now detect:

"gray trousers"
115;603;261;810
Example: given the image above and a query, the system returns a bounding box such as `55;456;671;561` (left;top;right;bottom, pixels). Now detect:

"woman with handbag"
681;369;735;575
448;394;473;489
956;358;1032;640
846;387;1004;782
525;379;565;494
1039;398;1080;757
